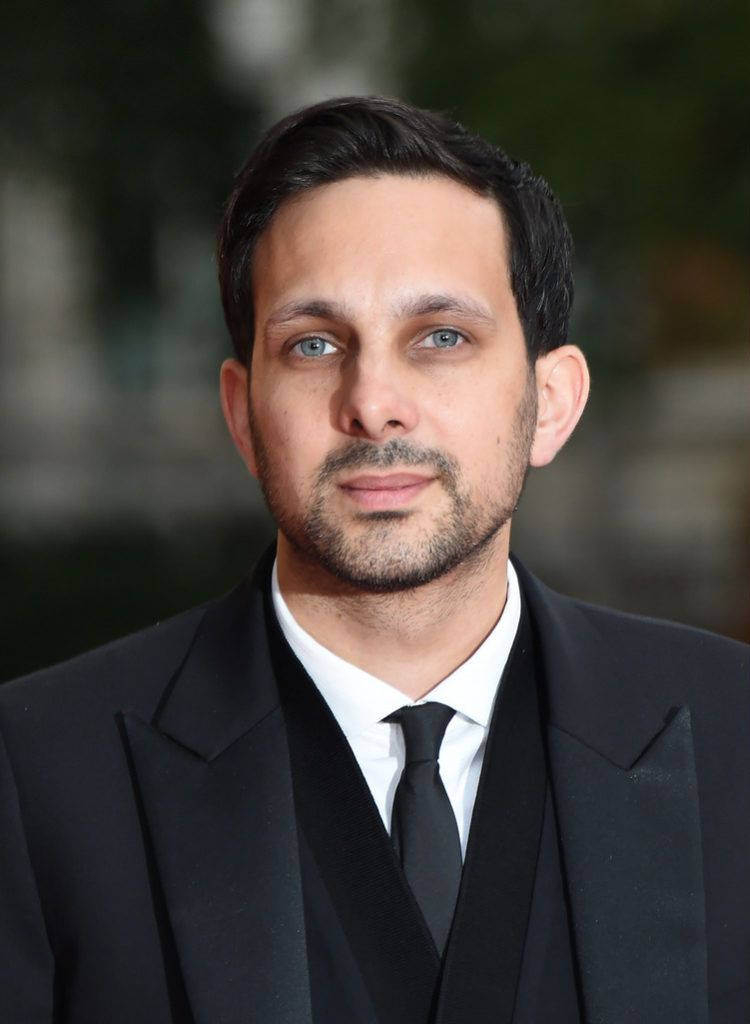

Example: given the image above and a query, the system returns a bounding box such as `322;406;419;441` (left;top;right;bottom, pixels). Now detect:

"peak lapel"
515;559;709;1024
121;553;312;1024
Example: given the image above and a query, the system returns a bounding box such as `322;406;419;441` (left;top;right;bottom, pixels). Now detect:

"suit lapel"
516;559;709;1024
436;604;547;1024
117;543;709;1024
121;554;312;1024
267;595;441;1024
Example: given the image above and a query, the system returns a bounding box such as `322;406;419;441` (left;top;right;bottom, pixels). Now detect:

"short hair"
217;95;573;364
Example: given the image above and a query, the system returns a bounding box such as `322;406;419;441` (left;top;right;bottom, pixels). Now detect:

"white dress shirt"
271;561;521;858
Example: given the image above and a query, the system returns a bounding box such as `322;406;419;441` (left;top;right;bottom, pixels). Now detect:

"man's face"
246;174;538;592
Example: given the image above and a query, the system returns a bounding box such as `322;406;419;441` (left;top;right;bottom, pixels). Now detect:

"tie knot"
386;702;456;765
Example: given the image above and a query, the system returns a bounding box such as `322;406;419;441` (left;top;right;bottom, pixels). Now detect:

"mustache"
317;438;460;483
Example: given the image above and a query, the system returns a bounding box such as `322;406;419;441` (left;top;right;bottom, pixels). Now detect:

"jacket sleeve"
0;722;55;1021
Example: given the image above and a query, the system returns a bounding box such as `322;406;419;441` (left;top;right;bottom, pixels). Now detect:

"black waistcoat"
268;595;581;1024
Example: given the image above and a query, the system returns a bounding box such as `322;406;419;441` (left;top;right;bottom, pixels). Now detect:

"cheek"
259;406;330;493
263;370;339;456
431;378;529;479
429;378;505;447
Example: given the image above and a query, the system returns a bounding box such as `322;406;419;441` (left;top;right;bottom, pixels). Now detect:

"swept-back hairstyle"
217;95;573;363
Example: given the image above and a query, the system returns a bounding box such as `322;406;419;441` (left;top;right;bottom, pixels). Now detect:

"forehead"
251;174;511;312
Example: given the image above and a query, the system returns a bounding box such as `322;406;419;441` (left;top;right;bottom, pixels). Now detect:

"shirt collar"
271;560;521;743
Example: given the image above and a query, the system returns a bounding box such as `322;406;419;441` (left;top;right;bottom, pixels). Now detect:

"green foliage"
0;520;275;682
0;0;260;335
393;0;747;249
1;0;744;369
387;0;746;370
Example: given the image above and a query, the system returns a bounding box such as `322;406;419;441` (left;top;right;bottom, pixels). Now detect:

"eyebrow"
393;293;496;326
265;299;353;328
265;293;496;329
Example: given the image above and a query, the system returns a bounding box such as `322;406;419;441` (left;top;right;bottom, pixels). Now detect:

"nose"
335;353;419;440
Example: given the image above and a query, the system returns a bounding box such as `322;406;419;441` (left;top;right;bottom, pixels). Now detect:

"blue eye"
423;329;464;349
294;336;336;358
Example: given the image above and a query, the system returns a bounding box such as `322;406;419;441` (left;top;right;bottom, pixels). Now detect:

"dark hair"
217;95;573;363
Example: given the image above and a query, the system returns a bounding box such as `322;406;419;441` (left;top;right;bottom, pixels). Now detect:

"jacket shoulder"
568;596;748;689
554;599;749;733
0;600;211;725
571;594;747;663
514;557;749;707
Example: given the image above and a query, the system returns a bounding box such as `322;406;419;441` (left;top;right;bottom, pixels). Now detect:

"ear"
530;345;590;468
219;358;259;478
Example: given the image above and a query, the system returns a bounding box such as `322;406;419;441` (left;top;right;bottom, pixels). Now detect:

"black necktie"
386;702;463;954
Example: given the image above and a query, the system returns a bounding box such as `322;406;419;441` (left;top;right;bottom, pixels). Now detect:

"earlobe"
219;358;259;478
529;345;590;468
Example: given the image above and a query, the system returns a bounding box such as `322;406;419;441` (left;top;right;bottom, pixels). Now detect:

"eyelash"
290;336;338;358
419;328;467;350
289;326;469;359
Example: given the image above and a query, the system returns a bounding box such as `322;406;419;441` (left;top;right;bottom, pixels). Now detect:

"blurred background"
1;0;747;681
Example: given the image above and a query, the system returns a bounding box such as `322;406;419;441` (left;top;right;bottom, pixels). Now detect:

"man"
0;97;747;1024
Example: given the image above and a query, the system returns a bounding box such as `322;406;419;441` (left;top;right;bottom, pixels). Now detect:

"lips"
340;473;433;490
338;472;435;510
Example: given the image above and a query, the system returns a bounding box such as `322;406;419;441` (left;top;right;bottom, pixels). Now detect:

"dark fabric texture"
434;602;549;1024
269;605;441;1024
511;789;582;1024
387;702;463;954
275;593;551;1024
548;707;709;1023
0;548;747;1023
297;830;381;1024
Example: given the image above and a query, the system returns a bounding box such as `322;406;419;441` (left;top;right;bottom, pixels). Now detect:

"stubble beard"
250;378;537;594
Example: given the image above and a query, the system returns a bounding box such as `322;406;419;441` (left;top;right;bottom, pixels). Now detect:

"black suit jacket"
0;553;748;1023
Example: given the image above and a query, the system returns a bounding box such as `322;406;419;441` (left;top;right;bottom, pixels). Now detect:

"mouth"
337;472;435;510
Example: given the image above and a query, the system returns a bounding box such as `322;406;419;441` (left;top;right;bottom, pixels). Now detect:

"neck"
275;531;511;700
